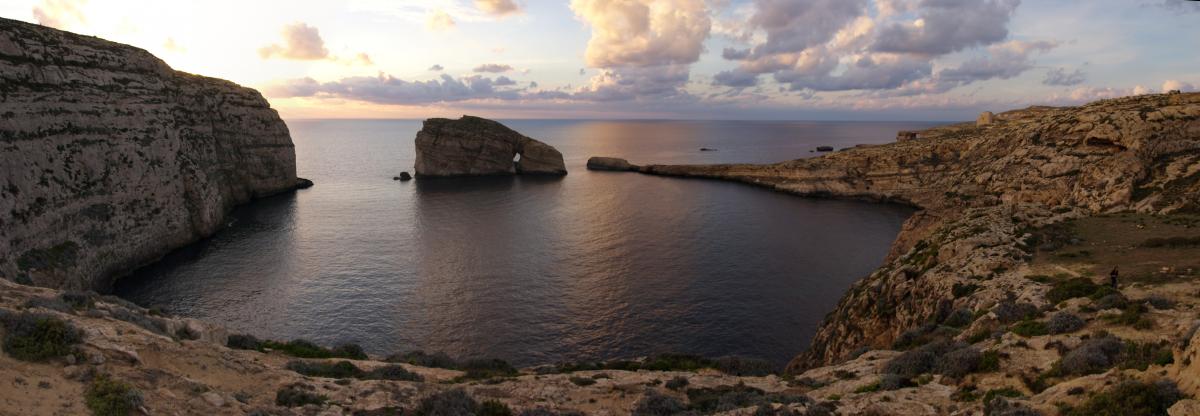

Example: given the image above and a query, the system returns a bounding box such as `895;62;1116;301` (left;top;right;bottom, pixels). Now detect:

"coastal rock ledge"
0;17;300;291
414;116;567;177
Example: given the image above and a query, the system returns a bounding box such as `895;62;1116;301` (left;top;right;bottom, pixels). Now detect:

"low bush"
943;308;976;328
683;383;809;413
878;374;916;391
1145;295;1175;310
642;353;711;372
1063;380;1181;416
415;389;478;415
1047;312;1086;334
226;334;262;350
260;339;367;359
385;350;458;369
978;350;1002;372
981;388;1022;404
85;374;144;416
287;360;363;379
478;400;514;416
1010;320;1049;337
1117;341;1174;371
0;312;82;362
993;301;1040;324
712;356;776;376
885;340;964;378
983;396;1039;416
1104;303;1151;328
936;347;983;378
1047;278;1112;304
633;391;687;416
665;376;689;391
109;308;168;335
518;409;585;416
1093;293;1129;310
175;326;199;341
568;376;596;386
275;384;326;407
1055;336;1124;376
60;292;95;310
23;297;74;313
365;365;422;381
460;358;519;380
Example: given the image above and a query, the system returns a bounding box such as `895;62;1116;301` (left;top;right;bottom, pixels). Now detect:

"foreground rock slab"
0;17;299;291
414;116;567;177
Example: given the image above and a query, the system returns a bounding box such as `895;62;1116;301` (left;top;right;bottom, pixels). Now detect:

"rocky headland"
0;17;304;292
414;116;567;177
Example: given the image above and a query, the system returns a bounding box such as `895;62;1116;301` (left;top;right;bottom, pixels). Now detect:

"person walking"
1110;266;1119;289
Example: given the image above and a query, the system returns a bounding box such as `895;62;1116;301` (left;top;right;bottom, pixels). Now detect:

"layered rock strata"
414;116;567;177
0;18;300;291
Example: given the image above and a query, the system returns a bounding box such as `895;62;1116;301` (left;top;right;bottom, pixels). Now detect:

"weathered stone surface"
977;111;995;126
414;116;566;177
595;92;1200;372
0;18;298;290
586;157;638;171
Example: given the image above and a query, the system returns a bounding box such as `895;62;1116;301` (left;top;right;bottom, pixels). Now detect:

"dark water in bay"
115;120;938;367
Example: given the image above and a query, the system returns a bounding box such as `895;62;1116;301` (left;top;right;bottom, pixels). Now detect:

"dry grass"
1031;213;1200;285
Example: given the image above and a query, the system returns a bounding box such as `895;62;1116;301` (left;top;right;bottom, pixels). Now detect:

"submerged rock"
394;172;413;181
586;157;639;172
295;178;315;189
414;116;567;177
816;146;834;152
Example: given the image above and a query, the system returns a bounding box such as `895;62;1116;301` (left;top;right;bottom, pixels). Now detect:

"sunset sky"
4;0;1198;120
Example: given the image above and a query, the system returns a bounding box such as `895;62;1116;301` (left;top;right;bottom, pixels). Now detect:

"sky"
3;0;1199;120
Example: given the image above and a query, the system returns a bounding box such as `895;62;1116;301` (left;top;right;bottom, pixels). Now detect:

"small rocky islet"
3;16;1200;416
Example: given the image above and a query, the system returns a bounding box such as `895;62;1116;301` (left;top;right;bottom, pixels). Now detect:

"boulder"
414;116;566;177
393;172;412;181
977;111;995;126
816;146;834;152
586;157;639;171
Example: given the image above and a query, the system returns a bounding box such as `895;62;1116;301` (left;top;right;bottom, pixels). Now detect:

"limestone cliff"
414;116;567;177
592;92;1200;372
0;18;300;291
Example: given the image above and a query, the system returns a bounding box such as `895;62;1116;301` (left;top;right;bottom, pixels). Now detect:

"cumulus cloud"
427;10;456;31
747;0;868;58
570;0;711;68
570;0;711;101
476;0;522;16
1043;67;1086;86
32;0;86;30
1151;0;1200;12
721;48;750;60
1163;80;1197;92
429;64;445;71
938;40;1054;83
259;22;330;60
473;63;514;73
872;0;1021;55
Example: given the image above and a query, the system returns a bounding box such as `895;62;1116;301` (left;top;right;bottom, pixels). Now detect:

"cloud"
476;0;522;16
570;0;711;68
872;0;1021;55
1150;0;1200;12
782;53;932;92
265;73;525;105
713;69;759;88
427;10;456;31
570;0;711;101
429;64;445;71
721;48;750;60
937;40;1054;83
32;0;86;30
1043;67;1086;86
163;37;185;53
258;22;330;60
1163;80;1197;92
473;63;514;73
747;0;868;58
493;76;517;86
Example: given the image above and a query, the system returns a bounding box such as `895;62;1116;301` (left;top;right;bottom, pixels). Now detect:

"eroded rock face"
414;116;566;177
586;157;639;171
0;18;298;290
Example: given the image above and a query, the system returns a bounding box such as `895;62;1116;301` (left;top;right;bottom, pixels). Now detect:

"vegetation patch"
1046;277;1115;304
1010;320;1049;337
1062;380;1181;416
386;350;458;369
665;376;689;391
275;383;326;407
1139;236;1200;248
285;360;422;381
685;383;811;414
568;376;596;386
1047;312;1086;334
85;374;143;416
0;312;82;362
228;337;367;360
415;389;512;416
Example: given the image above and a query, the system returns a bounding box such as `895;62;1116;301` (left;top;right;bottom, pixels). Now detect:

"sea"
114;119;942;368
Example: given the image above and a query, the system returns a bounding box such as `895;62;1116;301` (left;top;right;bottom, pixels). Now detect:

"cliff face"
0;18;298;291
598;92;1200;372
414;116;567;177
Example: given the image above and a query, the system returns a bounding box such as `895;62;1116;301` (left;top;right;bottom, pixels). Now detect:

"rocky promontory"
414;116;567;177
0;17;301;291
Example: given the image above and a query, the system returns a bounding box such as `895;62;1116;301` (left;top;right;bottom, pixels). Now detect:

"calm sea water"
115;119;938;367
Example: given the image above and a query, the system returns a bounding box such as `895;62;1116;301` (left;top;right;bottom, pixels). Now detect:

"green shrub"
642;353;711;372
978;350;1002;372
226;334;262;350
633;391;686;415
1010;320;1049;337
385;350;458;369
478;400;514;416
85;375;143;416
1064;380;1180;416
260;339;367;359
1047;312;1086;334
665;376;689;391
568;376;596;386
459;358;519;380
952;283;980;298
1047;277;1111;304
365;365;422;381
712;356;776;376
1104;303;1149;327
415;389;481;415
175;326;199;341
1118;341;1174;371
935;347;983;378
854;382;881;393
0;312;82;362
980;387;1022;405
686;383;767;413
286;360;363;378
275;384;326;407
60;292;95;310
